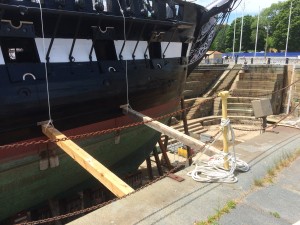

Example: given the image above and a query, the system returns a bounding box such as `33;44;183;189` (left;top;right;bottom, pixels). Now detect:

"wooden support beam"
42;125;134;198
157;139;172;170
146;157;154;180
121;106;221;154
152;148;163;176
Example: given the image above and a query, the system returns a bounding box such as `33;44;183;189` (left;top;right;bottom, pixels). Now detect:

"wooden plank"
121;106;221;154
42;125;134;198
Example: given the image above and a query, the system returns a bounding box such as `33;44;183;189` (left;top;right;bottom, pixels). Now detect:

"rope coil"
187;118;249;183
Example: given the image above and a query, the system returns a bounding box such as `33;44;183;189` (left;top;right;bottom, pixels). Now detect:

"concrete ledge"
68;126;300;225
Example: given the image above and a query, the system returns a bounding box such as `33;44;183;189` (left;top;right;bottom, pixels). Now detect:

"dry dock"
68;126;300;225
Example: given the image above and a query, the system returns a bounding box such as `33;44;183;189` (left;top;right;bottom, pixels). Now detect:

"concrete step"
228;97;260;103
235;81;277;90
185;81;203;90
231;89;273;98
187;73;204;81
172;119;204;130
227;103;253;110
227;109;254;116
239;72;282;81
176;123;203;132
193;128;208;134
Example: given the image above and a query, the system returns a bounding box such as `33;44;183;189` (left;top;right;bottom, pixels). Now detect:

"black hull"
0;0;237;145
0;58;187;145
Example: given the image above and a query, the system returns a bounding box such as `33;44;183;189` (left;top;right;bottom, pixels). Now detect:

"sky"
196;0;285;23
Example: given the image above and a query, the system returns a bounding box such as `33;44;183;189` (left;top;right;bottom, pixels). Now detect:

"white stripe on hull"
0;47;5;64
0;39;184;64
161;42;182;58
114;40;149;60
35;38;97;63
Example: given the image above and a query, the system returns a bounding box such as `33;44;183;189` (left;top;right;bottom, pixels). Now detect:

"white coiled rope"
187;118;250;183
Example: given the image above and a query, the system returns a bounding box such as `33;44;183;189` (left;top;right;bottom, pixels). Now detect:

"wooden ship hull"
0;0;236;221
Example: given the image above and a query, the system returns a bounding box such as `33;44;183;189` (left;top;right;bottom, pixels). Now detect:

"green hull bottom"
0;123;164;221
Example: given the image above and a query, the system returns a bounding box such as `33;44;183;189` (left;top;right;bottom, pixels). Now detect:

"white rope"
187;118;249;183
38;0;53;127
117;0;130;108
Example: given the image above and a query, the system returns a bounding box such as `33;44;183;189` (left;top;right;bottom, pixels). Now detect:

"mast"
254;6;260;58
285;1;293;59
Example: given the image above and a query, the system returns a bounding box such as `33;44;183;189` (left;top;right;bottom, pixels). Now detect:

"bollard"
267;58;271;64
251;58;253;64
218;91;230;170
285;58;289;64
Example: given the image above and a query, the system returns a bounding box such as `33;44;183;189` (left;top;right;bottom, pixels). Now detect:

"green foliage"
270;211;281;218
210;0;300;53
210;24;230;52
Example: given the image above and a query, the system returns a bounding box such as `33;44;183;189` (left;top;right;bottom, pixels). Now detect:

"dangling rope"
117;0;130;109
38;0;53;127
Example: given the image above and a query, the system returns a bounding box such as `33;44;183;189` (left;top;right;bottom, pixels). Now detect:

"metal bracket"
167;173;185;182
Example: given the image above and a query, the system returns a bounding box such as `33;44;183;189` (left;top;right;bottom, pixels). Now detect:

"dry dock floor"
68;126;300;225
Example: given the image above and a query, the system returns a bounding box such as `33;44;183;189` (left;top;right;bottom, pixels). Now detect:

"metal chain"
0;97;217;150
10;74;300;224
18;140;214;225
16;117;224;225
4;76;300;149
232;102;300;132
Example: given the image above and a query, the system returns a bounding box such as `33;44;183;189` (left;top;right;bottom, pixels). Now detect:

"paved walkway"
69;126;300;225
219;156;300;225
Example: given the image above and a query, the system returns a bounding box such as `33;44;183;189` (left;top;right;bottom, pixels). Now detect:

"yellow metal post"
218;91;230;170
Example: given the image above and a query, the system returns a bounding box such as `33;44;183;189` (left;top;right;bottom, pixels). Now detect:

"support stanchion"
218;91;230;170
152;148;164;176
146;157;154;180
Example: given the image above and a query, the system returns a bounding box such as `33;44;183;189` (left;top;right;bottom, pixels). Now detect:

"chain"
0;97;217;150
232;126;263;132
16;117;223;225
231;101;300;132
18;139;213;225
5;76;300;149
11;85;300;223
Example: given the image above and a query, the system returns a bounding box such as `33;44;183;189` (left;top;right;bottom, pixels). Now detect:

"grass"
254;178;264;187
270;211;280;218
195;150;300;225
254;150;300;187
195;200;236;225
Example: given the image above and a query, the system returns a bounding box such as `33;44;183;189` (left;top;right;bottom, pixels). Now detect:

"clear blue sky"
196;0;284;24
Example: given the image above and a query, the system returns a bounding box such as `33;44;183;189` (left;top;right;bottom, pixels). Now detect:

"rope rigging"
38;0;53;127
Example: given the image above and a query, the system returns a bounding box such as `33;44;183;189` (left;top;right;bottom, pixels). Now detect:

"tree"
271;0;300;51
250;15;266;52
210;24;229;52
222;16;255;53
210;0;300;53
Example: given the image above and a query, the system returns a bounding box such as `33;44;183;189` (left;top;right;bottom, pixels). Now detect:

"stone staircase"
214;97;258;116
205;64;241;97
183;65;227;99
214;67;284;116
185;98;214;120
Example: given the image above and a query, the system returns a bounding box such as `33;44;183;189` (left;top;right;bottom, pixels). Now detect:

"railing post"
218;91;230;170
